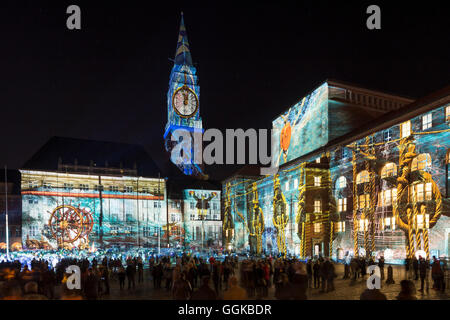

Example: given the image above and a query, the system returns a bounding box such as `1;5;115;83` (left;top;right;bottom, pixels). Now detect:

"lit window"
336;176;347;189
315;158;321;163
190;202;195;210
411;154;431;171
314;223;321;233
314;200;321;213
359;194;370;209
294;179;298;189
425;183;432;200
381;163;397;178
383;129;392;142
446;106;450;122
356;171;370;184
422;113;432;130
338;198;347;212
358;219;369;232
401;121;411;138
416;184;424;202
314;176;321;187
335;221;345;233
285;181;290;191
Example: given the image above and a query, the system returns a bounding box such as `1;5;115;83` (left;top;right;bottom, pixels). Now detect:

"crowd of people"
0;252;447;300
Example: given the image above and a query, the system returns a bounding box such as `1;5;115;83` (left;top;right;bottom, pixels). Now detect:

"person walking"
137;257;144;284
326;259;336;292
412;256;419;280
431;256;444;291
418;256;428;293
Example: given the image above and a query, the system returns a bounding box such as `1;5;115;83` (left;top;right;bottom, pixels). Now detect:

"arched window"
411;154;431;171
381;162;397;178
356;170;370;184
336;176;347;189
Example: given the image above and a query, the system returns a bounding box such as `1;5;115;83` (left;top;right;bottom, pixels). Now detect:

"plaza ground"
56;264;450;300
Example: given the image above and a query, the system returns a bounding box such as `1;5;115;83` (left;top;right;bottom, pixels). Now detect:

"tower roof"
174;12;193;66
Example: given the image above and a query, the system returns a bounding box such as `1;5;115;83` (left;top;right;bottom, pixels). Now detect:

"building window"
335;221;345;233
294;178;298;189
336;176;346;189
314;200;321;213
315;157;321;163
124;186;133;193
338;198;347;212
94;185;103;191
285;181;290;191
109;186;119;192
422;113;432;130
314;223;321;233
170;213;179;222
314;176;321;187
411;154;431;171
143;227;150;237
381;162;397;178
401;121;411;138
43;182;52;189
29;225;39;237
111;213;119;222
125;226;132;234
412;183;432;202
142;187;150;193
126;213;133;222
446;106;450;122
356;170;370;184
359;219;369;232
111;226;119;235
358;194;370;209
79;184;89;191
64;183;74;190
381;188;397;206
383;129;392;142
190;213;196;220
190;202;195;210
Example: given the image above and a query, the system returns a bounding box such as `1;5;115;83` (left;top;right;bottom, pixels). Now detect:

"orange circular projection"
280;121;291;152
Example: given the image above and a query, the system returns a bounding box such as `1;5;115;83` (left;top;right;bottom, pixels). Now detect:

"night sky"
1;1;449;180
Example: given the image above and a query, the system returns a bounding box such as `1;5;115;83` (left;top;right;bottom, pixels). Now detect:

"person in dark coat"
190;276;216;300
291;263;308;300
412;257;419;280
118;266;126;290
418;256;428;292
313;260;320;288
84;268;99;300
319;259;329;293
306;259;313;288
126;263;136;290
360;288;387;300
326;260;335;292
275;273;292;300
396;280;417;300
378;256;385;280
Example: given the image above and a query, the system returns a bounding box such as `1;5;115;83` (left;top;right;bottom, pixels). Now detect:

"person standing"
418;256;428;293
306;259;313;288
118;266;126;290
431;256;444;291
126;262;136;290
319;258;328;293
412;256;419;281
291;263;308;300
378;256;385;280
313;260;320;289
396;280;417;300
137;257;144;284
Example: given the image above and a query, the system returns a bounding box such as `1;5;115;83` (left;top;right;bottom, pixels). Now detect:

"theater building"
222;80;450;263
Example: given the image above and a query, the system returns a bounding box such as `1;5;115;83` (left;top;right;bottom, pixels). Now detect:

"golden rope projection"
273;175;288;257
246;182;264;255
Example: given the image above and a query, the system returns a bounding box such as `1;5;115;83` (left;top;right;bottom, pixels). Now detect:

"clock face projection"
172;86;199;118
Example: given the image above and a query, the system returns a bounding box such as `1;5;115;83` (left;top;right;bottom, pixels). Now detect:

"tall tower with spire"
164;13;204;177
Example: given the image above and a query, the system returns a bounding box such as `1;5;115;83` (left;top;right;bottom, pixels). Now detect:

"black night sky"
1;1;449;180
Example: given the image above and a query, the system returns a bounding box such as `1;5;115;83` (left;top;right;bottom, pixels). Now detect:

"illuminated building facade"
17;137;223;251
223;81;450;263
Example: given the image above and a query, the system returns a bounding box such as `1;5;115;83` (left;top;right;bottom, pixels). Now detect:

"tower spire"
175;12;193;66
